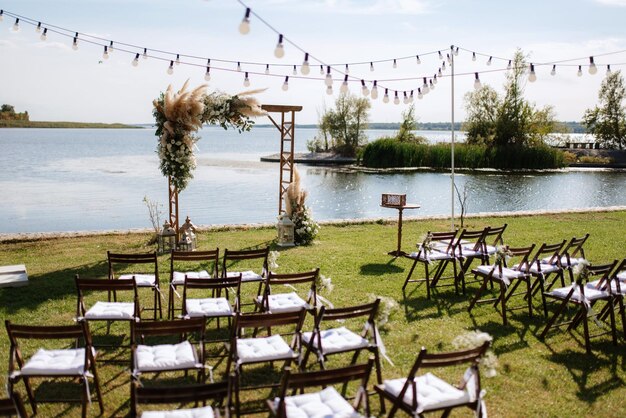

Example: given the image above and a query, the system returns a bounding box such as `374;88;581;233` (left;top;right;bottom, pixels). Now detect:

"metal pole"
450;45;455;230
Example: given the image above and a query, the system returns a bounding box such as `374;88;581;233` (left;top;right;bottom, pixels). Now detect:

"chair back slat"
222;247;269;279
585;260;618;288
108;251;157;264
283;359;374;389
184;275;241;291
483;224;507;246
171;249;219;277
235;310;306;330
6;321;84;340
563;234;590;259
135;380;230;404
76;276;138;291
417;342;489;369
504;244;536;271
531;241;567;267
455;228;488;253
316;300;379;322
266;269;318;286
133;318;205;337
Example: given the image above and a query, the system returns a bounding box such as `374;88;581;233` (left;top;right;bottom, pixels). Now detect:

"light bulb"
370;62;374;72
433;74;438;84
340;77;349;94
142;48;148;60
132;53;139;67
403;92;409;104
454;46;459;56
361;80;369;97
487;56;492;66
383;89;390;103
588;57;597;75
416;55;421;65
237;62;241;72
393;59;397;69
446;53;451;64
292;65;297;76
472;52;476;61
577;65;582;77
36;22;41;33
319;65;324;75
422;78;429;94
528;64;537;82
40;28;47;41
301;53;310;75
429;80;435;90
204;67;211;81
239;8;251;34
393;92;400;105
324;66;333;87
607;65;611;74
0;10;4;22
474;72;481;89
176;54;180;66
507;60;512;70
418;88;423;99
326;85;333;95
438;68;443;77
109;41;114;53
244;72;250;87
274;34;285;58
442;61;446;71
167;61;174;75
550;65;556;76
265;64;270;75
72;37;78;50
371;82;378;100
438;50;443;60
345;64;349;74
102;46;109;60
12;18;19;31
409;91;414;103
282;76;289;91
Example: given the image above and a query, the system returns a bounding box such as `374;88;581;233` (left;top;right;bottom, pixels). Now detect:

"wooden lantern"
158;222;177;254
178;216;197;251
277;214;295;247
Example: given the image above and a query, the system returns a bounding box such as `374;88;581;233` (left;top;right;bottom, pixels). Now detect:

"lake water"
0;127;625;234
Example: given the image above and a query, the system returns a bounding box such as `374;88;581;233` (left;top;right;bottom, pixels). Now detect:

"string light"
416;55;421;64
361;79;369;97
422;77;429;94
403;91;409;104
371;81;378;99
292;65;297;75
418;88;423;99
429;79;435;90
486;56;492;66
433;74;438;84
340;75;349;94
577;65;582;77
438;50;443;60
409;90;414;103
282;76;289;91
109;40;114;53
204;66;211;81
319;65;324;76
167;60;174;75
474;72;481;89
12;18;19;31
301;53;310;75
132;53;139;67
383;88;390;103
507;60;512;70
393;58;397;69
326;85;333;95
370;62;374;72
472;52;476;61
142;48;148;60
40;28;47;41
265;64;270;75
274;34;285;58
345;64;350;74
102;45;109;59
454;46;459;56
442;61;446;71
438;68;443;77
607;64;612;74
446;53;451;64
551;64;556;76
528;64;537;82
244;72;250;87
72;35;78;50
393;91;400;105
35;22;41;33
237;62;241;71
0;10;4;22
175;54;181;65
325;66;333;87
588;56;597;75
239;7;251;34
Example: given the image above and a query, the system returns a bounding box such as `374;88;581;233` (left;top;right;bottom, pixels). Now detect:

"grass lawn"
1;210;625;417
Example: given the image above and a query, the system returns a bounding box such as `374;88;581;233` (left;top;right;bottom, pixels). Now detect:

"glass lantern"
158;221;177;255
277;214;295;247
178;216;197;251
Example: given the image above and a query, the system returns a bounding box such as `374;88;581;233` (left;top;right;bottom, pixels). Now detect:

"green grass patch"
1;211;625;416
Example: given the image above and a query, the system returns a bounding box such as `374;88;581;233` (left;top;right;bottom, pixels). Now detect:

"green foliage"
464;50;557;147
583;70;626;150
291;205;320;245
0;103;29;121
315;93;371;157
361;138;565;169
396;105;426;144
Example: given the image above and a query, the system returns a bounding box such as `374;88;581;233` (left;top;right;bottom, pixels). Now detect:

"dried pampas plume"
236;88;268;117
283;166;308;217
163;81;208;133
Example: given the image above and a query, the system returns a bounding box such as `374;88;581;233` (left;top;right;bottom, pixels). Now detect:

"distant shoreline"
0;120;142;129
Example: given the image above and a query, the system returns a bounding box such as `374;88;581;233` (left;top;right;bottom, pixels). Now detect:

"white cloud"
0;39;16;48
595;0;626;6
262;0;432;15
33;41;71;51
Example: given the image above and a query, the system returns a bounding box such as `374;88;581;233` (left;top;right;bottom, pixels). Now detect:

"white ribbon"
83;371;94;405
364;322;394;366
307;288;334;309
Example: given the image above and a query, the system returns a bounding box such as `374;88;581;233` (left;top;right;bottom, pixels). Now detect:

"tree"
463;85;500;145
319;93;371;156
1;104;15;113
396;104;426;143
583;70;626;150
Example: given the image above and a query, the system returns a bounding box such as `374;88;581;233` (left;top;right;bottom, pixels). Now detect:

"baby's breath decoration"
315;274;334;294
452;330;498;377
369;294;399;330
573;259;590;282
494;244;512;265
153;81;265;191
268;251;280;270
418;232;435;254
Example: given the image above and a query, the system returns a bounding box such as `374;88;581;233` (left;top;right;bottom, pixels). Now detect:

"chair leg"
425;263;431;300
540;298;570;340
526;279;533;317
91;363;105;415
608;299;618;345
500;281;507;326
467;276;489;313
402;259;419;291
22;377;37;415
371;349;386;414
582;307;591;354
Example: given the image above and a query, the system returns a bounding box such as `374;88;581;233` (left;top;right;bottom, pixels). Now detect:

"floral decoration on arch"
153;81;266;190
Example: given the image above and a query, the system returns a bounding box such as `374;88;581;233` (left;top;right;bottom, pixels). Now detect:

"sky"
0;0;625;125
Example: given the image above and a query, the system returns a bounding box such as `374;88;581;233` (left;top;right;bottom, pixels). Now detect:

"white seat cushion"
172;270;211;285
586;279;625;294
135;341;198;372
550;284;610;302
474;265;526;283
237;334;294;364
227;270;262;282
541;256;585;267
275;386;362;418
524;263;561;275
302;327;369;354
142;405;214;418
85;301;135;320
185;297;232;317
383;373;471;413
617;271;626;282
257;292;308;313
407;250;453;262
21;348;87;376
119;274;156;287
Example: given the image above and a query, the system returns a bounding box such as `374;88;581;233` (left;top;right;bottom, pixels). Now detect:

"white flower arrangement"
573;259;590;282
369;294;399;330
315;274;334;294
418;232;435;254
268;251;280;270
494;244;512;265
452;330;498;377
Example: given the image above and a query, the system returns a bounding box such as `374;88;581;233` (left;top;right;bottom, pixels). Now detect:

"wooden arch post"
261;104;303;214
168;176;180;239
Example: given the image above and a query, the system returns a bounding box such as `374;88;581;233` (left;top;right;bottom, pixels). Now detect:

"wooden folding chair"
268;359;375;418
526;241;567;314
541;234;589;284
402;230;459;299
0;392;28;418
168;249;219;319
452;227;490;294
131;318;206;383
255;269;319;314
75;275;140;345
108;251;162;319
222;247;269;310
375;342;490;418
540;260;619;354
480;224;507;262
467;245;535;326
227;310;307;416
597;258;626;339
5;320;104;418
130;377;233;418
